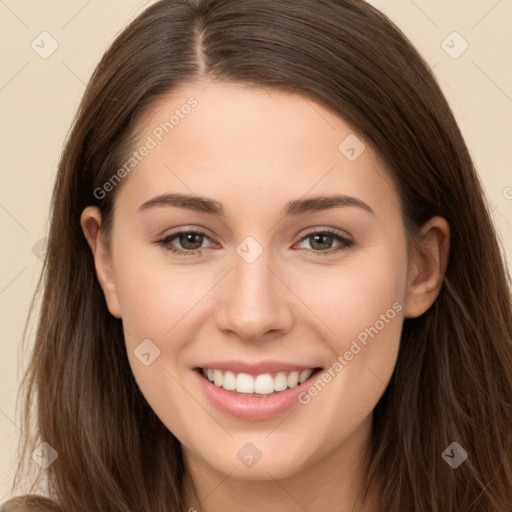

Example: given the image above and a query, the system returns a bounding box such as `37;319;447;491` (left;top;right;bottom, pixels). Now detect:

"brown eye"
176;232;205;250
308;233;335;251
297;229;354;255
156;230;213;256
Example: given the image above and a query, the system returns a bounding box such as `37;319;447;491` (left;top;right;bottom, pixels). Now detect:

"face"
81;80;447;484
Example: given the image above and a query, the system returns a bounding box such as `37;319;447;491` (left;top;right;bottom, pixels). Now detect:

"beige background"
0;0;511;500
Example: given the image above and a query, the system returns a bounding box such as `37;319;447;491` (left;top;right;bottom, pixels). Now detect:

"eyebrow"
138;193;375;217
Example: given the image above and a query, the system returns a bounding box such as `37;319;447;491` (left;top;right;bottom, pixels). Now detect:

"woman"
2;0;511;511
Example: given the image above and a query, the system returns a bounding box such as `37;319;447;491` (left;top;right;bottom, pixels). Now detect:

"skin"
81;80;450;512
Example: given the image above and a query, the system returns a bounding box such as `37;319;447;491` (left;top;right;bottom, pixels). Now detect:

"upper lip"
195;360;322;375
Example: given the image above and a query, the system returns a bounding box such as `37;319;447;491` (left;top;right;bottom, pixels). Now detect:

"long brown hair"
2;1;511;510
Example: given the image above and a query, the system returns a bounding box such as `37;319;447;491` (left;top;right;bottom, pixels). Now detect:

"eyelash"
155;228;355;257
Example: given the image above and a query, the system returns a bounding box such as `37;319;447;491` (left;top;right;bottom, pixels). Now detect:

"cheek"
113;245;213;347
291;237;407;413
112;249;210;430
291;240;407;348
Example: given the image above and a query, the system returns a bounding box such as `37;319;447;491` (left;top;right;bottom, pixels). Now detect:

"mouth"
194;366;323;397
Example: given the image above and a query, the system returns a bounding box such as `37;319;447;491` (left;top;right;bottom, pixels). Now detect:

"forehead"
116;80;400;220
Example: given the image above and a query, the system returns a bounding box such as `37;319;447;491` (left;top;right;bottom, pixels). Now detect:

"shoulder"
0;495;62;512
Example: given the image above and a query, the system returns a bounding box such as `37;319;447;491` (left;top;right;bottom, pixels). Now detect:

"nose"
214;246;294;342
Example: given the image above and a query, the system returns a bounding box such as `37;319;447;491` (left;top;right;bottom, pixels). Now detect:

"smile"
200;367;319;395
193;364;324;421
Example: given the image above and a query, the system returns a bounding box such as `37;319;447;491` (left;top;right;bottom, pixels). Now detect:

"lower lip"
193;368;322;421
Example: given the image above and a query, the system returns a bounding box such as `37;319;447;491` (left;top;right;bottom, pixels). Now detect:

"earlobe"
404;216;450;319
80;206;122;318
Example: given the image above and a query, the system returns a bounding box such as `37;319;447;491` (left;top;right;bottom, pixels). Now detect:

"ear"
404;216;450;319
80;206;121;318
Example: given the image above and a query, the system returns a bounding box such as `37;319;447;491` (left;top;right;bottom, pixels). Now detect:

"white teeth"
222;371;236;391
287;371;299;388
201;367;317;395
274;372;288;392
213;369;223;387
254;374;274;394
235;373;254;393
299;369;313;384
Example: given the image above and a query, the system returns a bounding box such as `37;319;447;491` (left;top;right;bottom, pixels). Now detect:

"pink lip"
193;367;323;421
196;360;318;376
